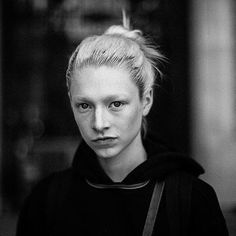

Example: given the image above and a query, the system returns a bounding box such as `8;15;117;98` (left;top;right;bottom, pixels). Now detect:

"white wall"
190;0;236;207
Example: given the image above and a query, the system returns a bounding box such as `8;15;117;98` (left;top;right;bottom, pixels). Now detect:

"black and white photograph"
0;0;235;235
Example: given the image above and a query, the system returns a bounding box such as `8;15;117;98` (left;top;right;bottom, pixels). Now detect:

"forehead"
70;66;139;100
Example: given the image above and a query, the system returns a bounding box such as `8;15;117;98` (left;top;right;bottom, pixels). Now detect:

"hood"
72;133;204;185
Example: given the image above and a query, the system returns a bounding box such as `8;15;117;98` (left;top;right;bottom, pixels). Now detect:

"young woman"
16;19;229;236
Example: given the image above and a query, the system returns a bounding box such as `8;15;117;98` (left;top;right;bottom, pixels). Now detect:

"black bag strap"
165;172;193;236
142;181;165;236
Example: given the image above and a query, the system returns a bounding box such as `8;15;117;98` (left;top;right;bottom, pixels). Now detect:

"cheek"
73;112;90;134
119;106;143;131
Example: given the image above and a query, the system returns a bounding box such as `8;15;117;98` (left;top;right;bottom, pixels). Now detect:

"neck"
98;132;147;182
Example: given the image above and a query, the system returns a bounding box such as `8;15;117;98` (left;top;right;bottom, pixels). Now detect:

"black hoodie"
16;135;228;236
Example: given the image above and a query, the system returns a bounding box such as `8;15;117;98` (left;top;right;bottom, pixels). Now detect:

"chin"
93;146;120;160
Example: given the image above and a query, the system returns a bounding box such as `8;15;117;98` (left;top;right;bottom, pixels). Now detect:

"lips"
92;137;117;145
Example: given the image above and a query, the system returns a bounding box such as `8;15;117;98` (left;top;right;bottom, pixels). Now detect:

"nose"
92;107;110;133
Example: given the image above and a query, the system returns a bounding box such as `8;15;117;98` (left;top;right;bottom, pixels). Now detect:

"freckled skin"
70;66;152;175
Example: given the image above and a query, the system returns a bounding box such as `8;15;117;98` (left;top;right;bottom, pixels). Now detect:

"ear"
68;91;72;100
142;89;153;116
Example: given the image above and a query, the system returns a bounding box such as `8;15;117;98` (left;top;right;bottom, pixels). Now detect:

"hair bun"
104;25;143;43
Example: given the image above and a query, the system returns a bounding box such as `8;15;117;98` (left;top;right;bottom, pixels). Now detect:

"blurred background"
0;0;236;235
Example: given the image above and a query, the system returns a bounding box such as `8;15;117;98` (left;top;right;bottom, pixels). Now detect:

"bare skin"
70;66;153;182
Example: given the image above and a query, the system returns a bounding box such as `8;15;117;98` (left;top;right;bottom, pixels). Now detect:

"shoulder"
167;172;221;208
165;172;223;217
190;176;224;217
189;176;229;235
165;172;228;235
16;169;72;236
17;169;76;233
191;177;218;202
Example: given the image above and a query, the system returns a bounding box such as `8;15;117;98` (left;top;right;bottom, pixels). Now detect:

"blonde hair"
66;17;165;136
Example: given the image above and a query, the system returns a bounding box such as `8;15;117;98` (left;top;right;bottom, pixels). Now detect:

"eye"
80;103;89;109
75;103;91;112
110;101;125;110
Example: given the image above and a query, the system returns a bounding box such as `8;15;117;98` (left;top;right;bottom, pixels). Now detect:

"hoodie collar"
72;134;204;185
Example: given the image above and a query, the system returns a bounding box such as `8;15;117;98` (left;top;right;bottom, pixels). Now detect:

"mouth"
92;137;117;145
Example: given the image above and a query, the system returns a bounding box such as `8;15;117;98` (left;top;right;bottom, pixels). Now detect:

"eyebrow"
73;94;129;102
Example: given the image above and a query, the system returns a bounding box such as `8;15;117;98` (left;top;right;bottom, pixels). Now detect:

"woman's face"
70;65;152;159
